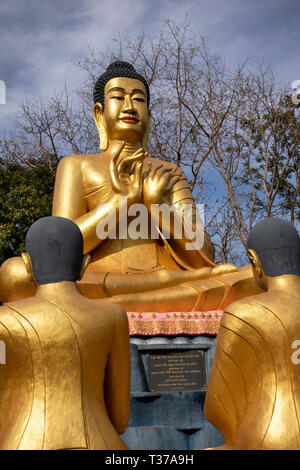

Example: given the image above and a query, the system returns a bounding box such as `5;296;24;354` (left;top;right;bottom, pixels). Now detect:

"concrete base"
122;335;224;450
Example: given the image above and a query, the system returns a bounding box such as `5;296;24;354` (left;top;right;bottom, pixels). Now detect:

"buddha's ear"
93;103;108;151
142;110;151;153
78;255;91;281
21;252;36;284
247;249;263;277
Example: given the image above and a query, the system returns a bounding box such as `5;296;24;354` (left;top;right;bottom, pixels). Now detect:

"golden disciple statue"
204;218;300;450
0;61;259;311
0;217;130;450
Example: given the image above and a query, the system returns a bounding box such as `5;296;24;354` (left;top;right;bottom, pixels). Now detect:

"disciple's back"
0;295;130;450
204;291;300;450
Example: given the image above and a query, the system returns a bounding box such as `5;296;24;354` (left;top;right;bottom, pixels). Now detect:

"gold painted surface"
0;75;260;309
51;75;257;310
0;282;130;450
204;271;300;450
0;257;36;303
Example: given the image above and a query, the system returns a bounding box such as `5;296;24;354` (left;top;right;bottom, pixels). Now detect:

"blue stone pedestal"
122;335;224;450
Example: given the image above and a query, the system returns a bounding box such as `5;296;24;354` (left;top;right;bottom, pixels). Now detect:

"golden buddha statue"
204;218;300;450
0;217;130;450
0;61;259;311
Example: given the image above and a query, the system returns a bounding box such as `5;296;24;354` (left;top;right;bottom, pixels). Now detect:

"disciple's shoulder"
102;302;129;331
0;303;32;346
223;294;272;324
80;299;128;330
0;304;17;324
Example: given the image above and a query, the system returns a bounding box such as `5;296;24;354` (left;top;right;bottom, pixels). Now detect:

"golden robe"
0;297;130;450
204;291;300;449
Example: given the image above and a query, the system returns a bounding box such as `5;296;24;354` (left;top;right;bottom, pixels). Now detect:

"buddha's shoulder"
58;153;109;171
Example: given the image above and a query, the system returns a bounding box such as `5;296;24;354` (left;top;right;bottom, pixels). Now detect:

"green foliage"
0;160;57;265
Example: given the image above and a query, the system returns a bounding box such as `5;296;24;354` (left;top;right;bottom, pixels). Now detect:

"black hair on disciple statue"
93;61;150;109
25;216;84;285
247;217;300;277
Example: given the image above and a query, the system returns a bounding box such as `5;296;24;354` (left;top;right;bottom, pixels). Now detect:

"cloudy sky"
0;0;299;131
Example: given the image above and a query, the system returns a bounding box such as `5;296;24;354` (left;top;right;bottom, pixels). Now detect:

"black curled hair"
247;217;300;277
93;61;150;109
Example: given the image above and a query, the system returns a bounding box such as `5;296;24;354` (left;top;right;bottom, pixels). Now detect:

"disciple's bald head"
26;216;84;285
247;218;300;277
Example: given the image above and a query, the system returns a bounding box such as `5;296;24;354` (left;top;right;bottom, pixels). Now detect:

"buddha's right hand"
110;142;146;205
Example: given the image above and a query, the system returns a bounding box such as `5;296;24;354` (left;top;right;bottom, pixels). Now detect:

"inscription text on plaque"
146;349;207;392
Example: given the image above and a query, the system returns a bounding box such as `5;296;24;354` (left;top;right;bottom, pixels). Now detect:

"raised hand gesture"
110;142;147;206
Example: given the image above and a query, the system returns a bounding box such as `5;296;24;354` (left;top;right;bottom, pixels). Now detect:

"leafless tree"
1;17;299;265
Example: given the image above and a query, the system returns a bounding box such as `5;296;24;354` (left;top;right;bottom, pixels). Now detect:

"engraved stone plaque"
145;349;207;392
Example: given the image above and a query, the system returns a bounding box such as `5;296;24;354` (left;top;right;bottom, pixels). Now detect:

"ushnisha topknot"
93;60;150;109
247;217;300;277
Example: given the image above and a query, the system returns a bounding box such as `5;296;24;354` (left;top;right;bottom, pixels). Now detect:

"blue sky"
0;0;299;130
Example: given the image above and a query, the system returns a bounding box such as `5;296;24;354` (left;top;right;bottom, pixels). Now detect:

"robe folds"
0;297;130;450
204;291;300;450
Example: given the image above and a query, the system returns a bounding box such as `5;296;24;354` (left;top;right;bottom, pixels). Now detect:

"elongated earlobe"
99;123;108;151
247;249;263;276
93;103;108;151
78;255;91;281
142;111;151;153
21;252;36;284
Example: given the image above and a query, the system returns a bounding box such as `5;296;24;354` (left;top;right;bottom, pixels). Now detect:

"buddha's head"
93;61;150;151
24;216;89;285
247;217;300;290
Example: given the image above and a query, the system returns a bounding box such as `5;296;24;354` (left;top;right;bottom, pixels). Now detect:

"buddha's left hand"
142;163;182;208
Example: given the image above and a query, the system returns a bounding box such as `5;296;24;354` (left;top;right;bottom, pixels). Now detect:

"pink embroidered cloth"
126;310;223;336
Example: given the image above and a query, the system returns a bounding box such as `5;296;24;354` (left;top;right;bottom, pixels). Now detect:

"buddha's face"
102;77;149;142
